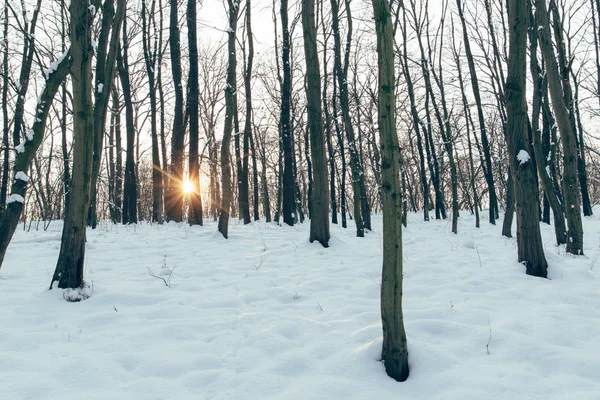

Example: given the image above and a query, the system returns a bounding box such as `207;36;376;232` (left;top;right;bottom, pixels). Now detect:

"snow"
15;171;29;182
1;212;599;399
517;149;530;165
25;129;34;141
6;193;24;204
97;83;104;93
43;51;68;80
15;143;25;154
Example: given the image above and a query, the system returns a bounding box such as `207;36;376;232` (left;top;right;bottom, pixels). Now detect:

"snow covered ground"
1;211;599;400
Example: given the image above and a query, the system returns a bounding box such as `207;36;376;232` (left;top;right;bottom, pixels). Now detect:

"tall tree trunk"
332;72;347;228
320;5;338;225
456;0;499;224
330;0;365;236
505;0;547;277
528;4;567;245
280;0;296;226
88;0;126;228
536;0;584;255
400;7;429;222
372;0;409;381
142;0;164;224
187;0;203;225
240;0;254;224
218;0;239;238
302;0;330;246
0;1;9;217
117;21;138;225
451;24;480;228
50;0;95;291
112;86;123;223
165;0;185;222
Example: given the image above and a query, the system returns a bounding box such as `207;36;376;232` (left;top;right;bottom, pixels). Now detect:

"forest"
0;0;600;395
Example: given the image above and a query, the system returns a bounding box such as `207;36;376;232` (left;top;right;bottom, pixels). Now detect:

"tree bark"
187;0;203;225
536;0;584;255
372;0;409;381
117;21;138;225
51;0;95;291
87;0;126;228
218;0;239;238
456;0;499;224
302;0;330;247
505;0;548;277
165;0;185;222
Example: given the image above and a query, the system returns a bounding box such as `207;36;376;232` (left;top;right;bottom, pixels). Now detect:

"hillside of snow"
1;212;599;399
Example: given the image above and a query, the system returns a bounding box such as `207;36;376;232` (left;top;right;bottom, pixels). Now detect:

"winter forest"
1;0;600;397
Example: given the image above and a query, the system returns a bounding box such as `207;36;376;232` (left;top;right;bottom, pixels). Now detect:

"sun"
182;180;195;194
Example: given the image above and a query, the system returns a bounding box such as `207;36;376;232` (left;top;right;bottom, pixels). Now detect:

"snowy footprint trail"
1;212;599;399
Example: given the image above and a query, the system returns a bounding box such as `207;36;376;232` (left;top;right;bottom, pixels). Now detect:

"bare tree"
373;0;409;382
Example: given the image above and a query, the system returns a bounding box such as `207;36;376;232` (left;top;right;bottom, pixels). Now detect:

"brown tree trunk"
88;0;126;228
372;0;409;381
51;0;95;291
536;0;584;255
187;0;203;225
218;0;239;238
165;0;185;222
456;0;499;224
117;21;137;225
505;0;548;278
302;0;330;247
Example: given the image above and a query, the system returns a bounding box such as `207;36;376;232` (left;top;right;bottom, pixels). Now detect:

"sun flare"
182;180;195;194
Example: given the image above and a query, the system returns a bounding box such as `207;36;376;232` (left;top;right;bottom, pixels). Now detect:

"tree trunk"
88;0;126;228
142;0;164;224
528;5;567;245
165;0;185;222
240;0;254;224
280;0;296;226
302;0;330;247
330;0;365;236
51;0;95;291
117;21;138;225
536;0;584;255
505;0;548;278
218;0;239;238
187;0;203;225
456;0;499;224
372;0;409;381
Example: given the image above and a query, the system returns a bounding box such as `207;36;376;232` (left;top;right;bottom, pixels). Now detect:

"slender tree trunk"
528;5;567;245
302;0;330;246
166;0;185;222
142;0;164;224
240;0;254;224
187;0;203;225
456;0;499;224
117;21;137;225
88;0;126;228
280;0;296;226
505;0;547;277
372;0;409;381
536;0;584;255
330;0;365;236
0;2;9;216
218;0;239;238
50;0;95;291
